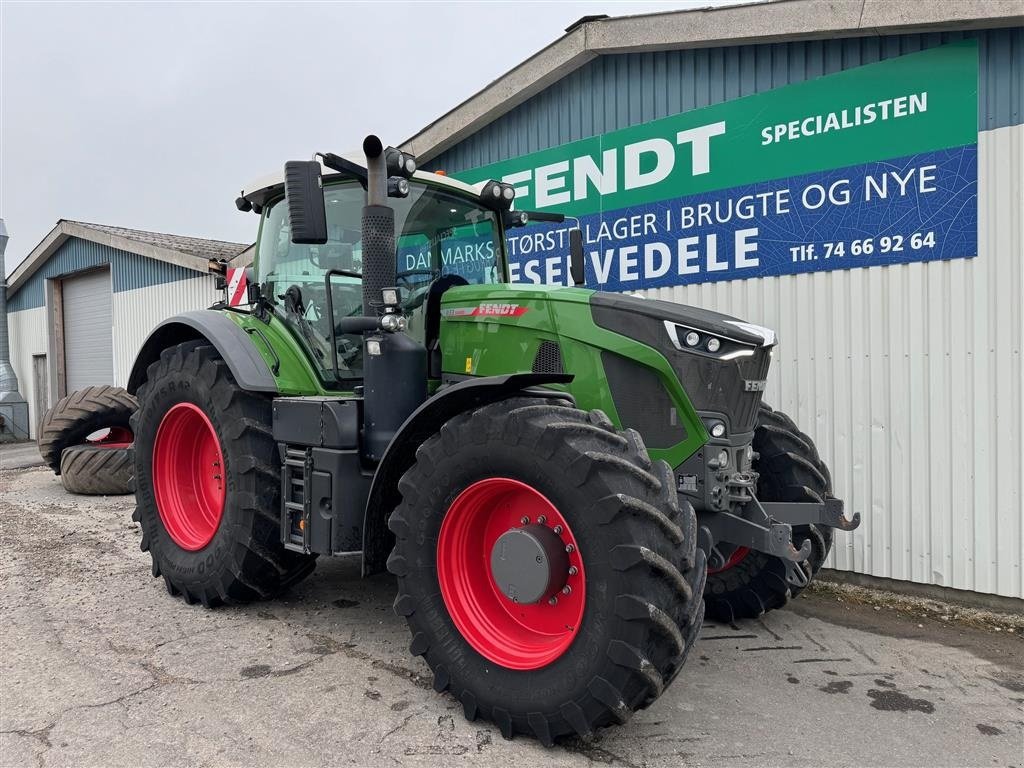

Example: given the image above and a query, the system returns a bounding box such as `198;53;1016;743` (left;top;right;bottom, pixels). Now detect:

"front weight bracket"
760;498;861;531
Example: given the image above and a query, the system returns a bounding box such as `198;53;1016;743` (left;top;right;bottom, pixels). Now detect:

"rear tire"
388;397;705;744
60;444;134;495
704;403;833;622
131;341;315;607
38;385;137;474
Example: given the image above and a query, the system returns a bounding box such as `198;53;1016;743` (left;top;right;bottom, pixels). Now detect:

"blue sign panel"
507;145;978;290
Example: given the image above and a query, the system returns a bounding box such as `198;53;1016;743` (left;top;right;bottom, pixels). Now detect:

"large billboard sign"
457;41;979;290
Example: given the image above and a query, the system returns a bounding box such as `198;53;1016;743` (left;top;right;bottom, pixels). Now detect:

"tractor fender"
127;310;279;395
361;372;573;575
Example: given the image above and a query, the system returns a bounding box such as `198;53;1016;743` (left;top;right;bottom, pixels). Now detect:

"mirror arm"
519;210;565;223
318;152;368;187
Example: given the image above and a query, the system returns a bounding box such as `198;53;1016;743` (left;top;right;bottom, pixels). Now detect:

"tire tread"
704;402;834;621
388;396;704;743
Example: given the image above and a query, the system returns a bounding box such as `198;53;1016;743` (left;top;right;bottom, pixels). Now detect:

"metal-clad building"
404;1;1024;599
5;221;247;437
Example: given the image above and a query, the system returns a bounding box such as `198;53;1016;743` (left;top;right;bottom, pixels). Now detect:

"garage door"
63;268;114;392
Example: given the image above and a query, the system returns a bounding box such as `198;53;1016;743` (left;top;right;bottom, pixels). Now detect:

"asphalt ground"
1;462;1022;767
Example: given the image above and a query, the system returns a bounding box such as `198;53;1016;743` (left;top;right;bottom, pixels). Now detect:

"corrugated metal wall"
430;28;1024;598
111;275;218;386
647;124;1021;599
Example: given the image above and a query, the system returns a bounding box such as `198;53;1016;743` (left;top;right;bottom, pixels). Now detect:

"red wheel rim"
152;403;225;551
87;426;134;449
707;546;750;574
436;478;585;670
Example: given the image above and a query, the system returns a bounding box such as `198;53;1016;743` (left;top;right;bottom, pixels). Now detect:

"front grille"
602;352;685;449
590;295;772;436
666;346;770;433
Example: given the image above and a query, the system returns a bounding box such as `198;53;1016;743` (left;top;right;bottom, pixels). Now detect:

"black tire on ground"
704;402;834;622
38;385;138;474
131;341;315;607
388;397;706;745
60;444;134;495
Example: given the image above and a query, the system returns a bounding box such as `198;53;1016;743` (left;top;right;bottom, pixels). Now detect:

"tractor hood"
590;292;776;349
589;291;776;437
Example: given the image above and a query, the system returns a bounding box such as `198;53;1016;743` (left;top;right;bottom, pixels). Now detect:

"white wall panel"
8;306;48;438
641;125;1023;598
111;275;219;387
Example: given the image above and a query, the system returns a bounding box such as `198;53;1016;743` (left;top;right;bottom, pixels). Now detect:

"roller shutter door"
63;268;114;391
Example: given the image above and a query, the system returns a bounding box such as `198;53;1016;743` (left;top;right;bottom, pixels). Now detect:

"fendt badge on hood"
442;304;530;318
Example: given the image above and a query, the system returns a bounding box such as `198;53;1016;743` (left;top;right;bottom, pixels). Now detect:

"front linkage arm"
699;496;861;588
760;499;861;531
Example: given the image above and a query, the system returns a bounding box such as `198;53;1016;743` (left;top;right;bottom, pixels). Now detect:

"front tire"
388;397;705;744
131;341;315;606
704;403;834;621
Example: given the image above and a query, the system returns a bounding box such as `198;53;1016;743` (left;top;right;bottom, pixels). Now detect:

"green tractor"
127;136;859;743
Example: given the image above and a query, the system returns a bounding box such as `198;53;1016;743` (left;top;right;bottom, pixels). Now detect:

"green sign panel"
458;41;979;289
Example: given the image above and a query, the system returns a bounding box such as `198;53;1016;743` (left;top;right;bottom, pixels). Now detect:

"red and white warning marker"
226;267;248;307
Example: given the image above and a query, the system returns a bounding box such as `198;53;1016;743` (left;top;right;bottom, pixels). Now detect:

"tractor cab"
238;158;513;387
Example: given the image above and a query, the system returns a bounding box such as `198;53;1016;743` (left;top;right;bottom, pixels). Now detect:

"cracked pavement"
1;464;1022;767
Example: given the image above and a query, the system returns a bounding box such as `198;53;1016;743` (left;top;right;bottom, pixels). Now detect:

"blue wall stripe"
428;28;1023;174
8;237;206;312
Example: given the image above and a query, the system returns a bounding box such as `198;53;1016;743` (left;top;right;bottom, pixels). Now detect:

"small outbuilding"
5;221;249;437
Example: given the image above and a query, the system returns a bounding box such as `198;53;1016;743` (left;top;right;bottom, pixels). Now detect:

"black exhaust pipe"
361;135;396;318
359;135;425;462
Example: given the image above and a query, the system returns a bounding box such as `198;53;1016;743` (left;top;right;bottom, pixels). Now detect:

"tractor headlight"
505;210;529;228
380;313;406;332
717;449;729;468
710;422;726;438
706;337;721;353
480;180;514;210
384;147;418;179
387;177;410;198
685;331;700;347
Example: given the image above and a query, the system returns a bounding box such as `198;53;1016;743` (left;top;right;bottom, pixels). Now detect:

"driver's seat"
424;274;468;378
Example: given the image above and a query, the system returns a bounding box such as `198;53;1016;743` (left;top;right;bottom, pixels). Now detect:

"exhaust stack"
360;135;396;318
358;136;425;462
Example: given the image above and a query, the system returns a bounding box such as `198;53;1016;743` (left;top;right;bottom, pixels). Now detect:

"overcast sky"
1;0;738;275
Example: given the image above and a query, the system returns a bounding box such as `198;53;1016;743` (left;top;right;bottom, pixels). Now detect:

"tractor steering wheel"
395;269;437;289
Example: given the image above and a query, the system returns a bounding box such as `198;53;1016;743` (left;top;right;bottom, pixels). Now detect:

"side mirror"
569;228;585;286
284;160;328;244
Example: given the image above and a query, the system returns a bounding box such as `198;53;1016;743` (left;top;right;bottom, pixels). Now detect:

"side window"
396;233;433;287
439;222;500;285
254;178;502;383
256;182;366;380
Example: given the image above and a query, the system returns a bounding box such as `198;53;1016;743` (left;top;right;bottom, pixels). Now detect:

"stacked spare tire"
37;385;138;495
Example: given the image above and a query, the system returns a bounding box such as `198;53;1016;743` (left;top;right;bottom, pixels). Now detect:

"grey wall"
428;28;1023;173
8;237;207;312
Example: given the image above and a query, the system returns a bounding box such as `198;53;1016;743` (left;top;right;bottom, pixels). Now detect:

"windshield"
256;179;503;383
